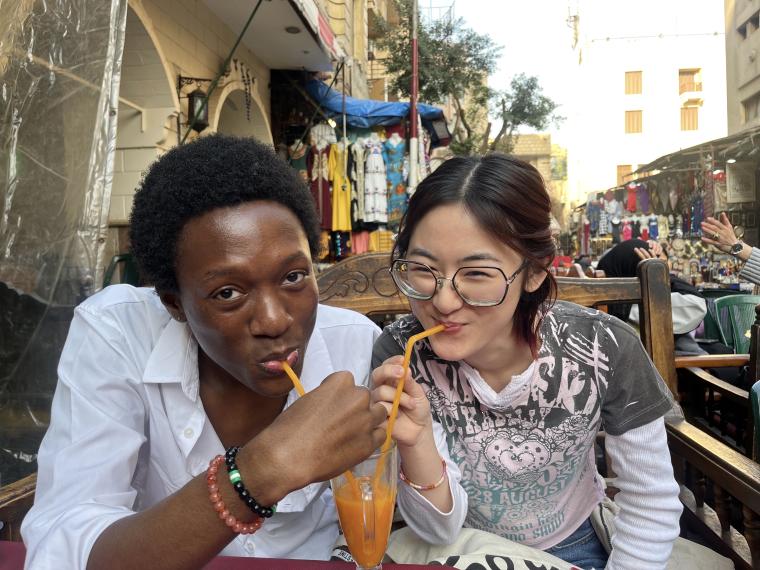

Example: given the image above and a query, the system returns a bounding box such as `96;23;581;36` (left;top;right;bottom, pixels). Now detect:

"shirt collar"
143;318;200;401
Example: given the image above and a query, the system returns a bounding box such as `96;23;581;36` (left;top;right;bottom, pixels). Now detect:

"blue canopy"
305;79;444;128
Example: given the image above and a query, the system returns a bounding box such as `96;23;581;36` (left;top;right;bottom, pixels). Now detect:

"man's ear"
159;291;186;322
523;264;549;294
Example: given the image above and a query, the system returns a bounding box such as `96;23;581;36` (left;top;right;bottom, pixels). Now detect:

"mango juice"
334;478;396;568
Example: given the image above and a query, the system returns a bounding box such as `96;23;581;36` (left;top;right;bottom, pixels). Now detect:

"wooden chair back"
318;253;409;318
0;473;36;541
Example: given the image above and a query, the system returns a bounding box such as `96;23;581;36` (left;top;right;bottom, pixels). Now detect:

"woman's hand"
371;355;432;449
701;213;737;253
635;241;668;266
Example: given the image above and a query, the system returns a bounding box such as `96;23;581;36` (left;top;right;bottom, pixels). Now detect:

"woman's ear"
159;291;187;322
523;264;549;293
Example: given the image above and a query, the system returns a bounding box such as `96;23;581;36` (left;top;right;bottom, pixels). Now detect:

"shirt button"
244;541;255;553
183;428;194;438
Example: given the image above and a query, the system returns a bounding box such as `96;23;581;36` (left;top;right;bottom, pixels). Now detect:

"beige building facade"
568;0;727;198
322;0;369;98
725;0;760;134
107;0;369;259
512;134;569;229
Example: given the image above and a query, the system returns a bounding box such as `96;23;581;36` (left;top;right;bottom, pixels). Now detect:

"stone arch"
212;80;273;145
123;1;179;111
110;3;178;226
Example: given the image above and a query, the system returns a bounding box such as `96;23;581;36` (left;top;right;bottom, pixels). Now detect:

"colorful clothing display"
284;122;438;247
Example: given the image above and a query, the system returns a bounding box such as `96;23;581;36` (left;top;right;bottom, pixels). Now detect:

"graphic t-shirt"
372;301;674;549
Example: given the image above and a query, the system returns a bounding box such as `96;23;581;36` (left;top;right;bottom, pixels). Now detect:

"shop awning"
632;124;760;176
304;79;445;128
204;0;340;72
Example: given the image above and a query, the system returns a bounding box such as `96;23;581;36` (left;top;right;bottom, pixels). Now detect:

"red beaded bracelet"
399;457;447;491
207;454;262;535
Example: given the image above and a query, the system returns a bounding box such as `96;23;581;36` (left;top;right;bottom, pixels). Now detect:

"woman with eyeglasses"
370;154;682;570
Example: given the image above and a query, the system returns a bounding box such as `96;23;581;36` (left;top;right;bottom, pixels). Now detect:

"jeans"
545;517;609;570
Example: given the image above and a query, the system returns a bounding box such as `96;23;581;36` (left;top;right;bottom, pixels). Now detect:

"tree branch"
480;122;492;154
489;98;509;151
452;92;472;139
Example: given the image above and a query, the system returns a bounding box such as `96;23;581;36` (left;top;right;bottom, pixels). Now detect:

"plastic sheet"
0;0;127;486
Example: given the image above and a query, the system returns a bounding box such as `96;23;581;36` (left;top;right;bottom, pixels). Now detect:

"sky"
440;0;578;146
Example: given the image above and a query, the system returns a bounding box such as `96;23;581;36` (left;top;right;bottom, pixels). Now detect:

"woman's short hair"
129;135;320;293
393;153;557;356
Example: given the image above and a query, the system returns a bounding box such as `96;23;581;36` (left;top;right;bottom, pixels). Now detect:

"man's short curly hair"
129;134;321;293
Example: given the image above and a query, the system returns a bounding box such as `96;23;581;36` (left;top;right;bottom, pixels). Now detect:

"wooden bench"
316;253;760;570
0;474;36;541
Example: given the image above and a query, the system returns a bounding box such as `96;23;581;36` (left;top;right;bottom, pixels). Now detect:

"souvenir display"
567;156;758;286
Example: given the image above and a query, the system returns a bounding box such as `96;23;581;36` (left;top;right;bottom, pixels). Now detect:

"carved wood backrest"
318;253;410;317
317;254;677;396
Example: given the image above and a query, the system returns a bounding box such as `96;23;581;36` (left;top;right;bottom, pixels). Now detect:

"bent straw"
381;324;446;453
281;360;359;492
374;324;445;485
281;361;305;397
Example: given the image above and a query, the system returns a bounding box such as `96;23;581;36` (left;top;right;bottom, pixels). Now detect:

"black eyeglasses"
390;259;528;307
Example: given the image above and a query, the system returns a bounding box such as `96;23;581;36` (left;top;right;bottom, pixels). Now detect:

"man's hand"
241;372;387;502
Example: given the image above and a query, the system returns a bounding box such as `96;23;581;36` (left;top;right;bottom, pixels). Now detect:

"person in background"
597;239;708;355
372;154;682;570
21;135;455;570
574;254;592;273
701;212;760;285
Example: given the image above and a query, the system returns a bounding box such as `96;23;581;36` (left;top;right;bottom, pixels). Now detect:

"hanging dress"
350;141;367;226
363;138;388;224
307;144;332;230
383;137;407;227
329;143;352;232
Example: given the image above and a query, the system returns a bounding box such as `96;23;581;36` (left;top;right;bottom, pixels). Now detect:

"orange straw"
373;324;445;486
381;324;445;453
281;361;305;396
281;360;359;492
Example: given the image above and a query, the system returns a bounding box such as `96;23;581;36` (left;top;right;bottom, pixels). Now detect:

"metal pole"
409;0;419;191
342;58;347;142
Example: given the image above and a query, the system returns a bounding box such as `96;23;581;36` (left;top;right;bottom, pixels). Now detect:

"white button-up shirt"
22;286;394;568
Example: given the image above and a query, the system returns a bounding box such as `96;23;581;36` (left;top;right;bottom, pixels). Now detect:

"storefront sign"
726;161;757;203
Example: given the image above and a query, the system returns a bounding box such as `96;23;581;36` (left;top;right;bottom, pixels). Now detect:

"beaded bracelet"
207;455;262;535
225;446;277;518
399;457;447;491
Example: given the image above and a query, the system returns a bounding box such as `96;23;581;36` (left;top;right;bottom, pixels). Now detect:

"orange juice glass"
331;443;398;570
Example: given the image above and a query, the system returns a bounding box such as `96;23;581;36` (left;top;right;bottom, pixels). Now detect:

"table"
0;541;446;570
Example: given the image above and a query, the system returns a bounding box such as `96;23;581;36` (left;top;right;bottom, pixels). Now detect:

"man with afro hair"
22;135;403;567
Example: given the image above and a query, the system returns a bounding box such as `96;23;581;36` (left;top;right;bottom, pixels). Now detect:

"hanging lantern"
188;88;209;132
